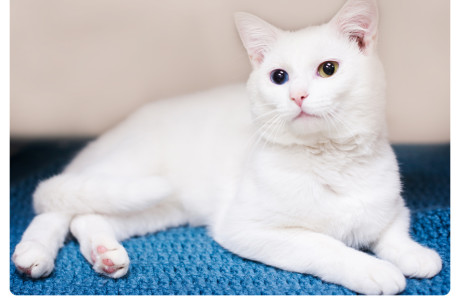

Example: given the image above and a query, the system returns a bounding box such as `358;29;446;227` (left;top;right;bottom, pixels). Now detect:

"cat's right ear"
234;12;281;67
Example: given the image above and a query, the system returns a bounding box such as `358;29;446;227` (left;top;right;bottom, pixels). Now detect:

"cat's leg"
12;212;71;278
104;201;188;241
70;214;130;278
371;203;442;278
212;225;406;295
33;173;173;215
70;201;188;278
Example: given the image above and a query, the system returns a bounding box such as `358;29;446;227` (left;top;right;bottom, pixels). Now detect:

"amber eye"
318;61;339;78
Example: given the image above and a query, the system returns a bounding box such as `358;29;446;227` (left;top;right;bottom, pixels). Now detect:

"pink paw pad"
94;245;118;274
88;243;129;277
97;246;108;254
18;266;32;276
103;266;117;274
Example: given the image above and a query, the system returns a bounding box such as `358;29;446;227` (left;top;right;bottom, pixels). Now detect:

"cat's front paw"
12;241;55;278
392;245;442;278
345;257;406;295
90;242;130;278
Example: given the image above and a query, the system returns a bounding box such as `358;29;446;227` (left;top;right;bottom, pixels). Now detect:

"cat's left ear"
330;0;379;54
234;12;282;67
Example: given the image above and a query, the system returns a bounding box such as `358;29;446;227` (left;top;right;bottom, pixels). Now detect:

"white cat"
12;0;442;294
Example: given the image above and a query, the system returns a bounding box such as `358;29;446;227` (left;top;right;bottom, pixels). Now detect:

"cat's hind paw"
12;241;55;278
90;243;129;278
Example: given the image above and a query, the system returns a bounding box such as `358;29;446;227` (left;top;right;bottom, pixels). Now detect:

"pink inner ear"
347;16;373;50
244;30;277;65
250;53;264;65
338;16;372;51
235;12;280;66
349;27;367;51
332;0;378;53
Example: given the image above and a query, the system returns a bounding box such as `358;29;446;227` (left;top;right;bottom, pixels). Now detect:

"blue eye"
270;69;289;85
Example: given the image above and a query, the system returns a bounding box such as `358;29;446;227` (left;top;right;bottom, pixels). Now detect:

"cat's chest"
242;148;397;246
252;147;355;200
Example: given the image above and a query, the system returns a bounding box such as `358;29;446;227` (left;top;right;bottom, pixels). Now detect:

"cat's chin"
289;112;324;135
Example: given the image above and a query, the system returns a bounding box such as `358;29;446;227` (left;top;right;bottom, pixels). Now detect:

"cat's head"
235;0;386;147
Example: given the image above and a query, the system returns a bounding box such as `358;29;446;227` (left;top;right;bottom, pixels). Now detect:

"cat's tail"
33;173;173;215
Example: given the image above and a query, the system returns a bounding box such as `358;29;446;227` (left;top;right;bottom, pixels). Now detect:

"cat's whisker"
328;111;353;136
259;115;283;153
252;109;280;122
253;101;277;108
272;116;287;144
320;113;334;133
244;113;283;160
257;114;282;144
254;112;288;155
245;112;280;147
325;113;341;135
327;111;359;144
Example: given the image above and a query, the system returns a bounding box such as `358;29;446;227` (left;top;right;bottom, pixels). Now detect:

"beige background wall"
11;0;450;143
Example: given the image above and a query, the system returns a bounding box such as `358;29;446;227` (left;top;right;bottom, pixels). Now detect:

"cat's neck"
261;129;387;159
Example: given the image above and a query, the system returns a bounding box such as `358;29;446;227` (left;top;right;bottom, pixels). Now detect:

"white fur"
13;0;441;295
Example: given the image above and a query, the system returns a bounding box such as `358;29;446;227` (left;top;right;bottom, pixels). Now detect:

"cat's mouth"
294;111;319;120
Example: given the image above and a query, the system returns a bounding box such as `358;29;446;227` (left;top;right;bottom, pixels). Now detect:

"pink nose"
290;92;308;107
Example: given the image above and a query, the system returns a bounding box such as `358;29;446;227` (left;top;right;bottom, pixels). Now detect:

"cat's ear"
234;12;281;66
330;0;379;53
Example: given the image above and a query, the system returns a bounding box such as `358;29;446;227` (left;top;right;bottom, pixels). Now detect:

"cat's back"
65;83;252;175
137;83;251;139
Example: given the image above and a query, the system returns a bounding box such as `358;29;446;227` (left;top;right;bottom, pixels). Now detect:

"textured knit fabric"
10;141;450;295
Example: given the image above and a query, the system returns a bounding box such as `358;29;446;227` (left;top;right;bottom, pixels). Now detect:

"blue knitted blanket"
10;141;450;295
